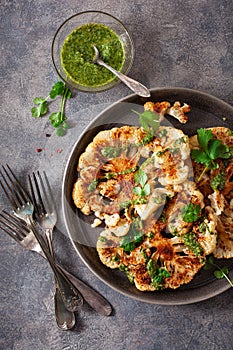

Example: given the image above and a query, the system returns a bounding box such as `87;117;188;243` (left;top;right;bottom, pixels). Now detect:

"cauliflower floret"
208;190;225;215
104;213;120;227
213;203;233;259
144;101;171;122
167;101;190;124
135;187;174;221
193;206;217;256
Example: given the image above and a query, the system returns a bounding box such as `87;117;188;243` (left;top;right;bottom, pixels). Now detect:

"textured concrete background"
0;0;233;349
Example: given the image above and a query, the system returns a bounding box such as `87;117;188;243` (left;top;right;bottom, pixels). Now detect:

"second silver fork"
0;165;83;314
28;171;76;330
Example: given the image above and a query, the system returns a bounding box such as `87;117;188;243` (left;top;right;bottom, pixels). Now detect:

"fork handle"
27;217;83;312
58;266;112;316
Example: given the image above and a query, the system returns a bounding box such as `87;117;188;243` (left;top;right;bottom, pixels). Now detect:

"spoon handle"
97;59;150;98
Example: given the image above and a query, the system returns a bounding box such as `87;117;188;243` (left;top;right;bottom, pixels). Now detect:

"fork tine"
0;210;30;242
29;171;55;216
0;165;30;210
0;177;18;210
28;172;45;216
28;173;44;216
5;164;31;202
38;171;56;214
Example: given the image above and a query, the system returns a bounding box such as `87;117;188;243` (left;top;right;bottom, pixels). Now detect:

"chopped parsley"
146;259;170;290
101;146;124;158
87;178;99;192
182;232;203;256
120;218;144;252
210;172;226;191
119;198;147;210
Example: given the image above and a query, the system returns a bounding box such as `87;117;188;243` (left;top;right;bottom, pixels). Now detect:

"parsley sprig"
133;169;150;197
204;255;233;287
31;81;71;136
190;128;231;181
132;109;160;134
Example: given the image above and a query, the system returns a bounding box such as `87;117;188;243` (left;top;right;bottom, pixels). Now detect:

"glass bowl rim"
51;10;135;93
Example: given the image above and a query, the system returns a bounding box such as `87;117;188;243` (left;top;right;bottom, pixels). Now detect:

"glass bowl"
51;11;135;92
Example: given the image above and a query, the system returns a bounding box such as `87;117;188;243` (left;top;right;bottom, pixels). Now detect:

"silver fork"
0;166;112;316
0;210;112;316
28;171;75;330
0;165;83;313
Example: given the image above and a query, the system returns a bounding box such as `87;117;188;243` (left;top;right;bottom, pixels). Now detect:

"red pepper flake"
56;149;62;154
36;148;42;153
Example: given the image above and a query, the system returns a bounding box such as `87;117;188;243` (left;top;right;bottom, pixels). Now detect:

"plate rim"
62;87;233;305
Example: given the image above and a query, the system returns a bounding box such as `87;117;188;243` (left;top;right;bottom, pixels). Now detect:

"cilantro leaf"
49;81;66;99
181;203;201;222
142;183;150;196
132;186;142;196
134;169;147;187
204;255;233;287
190;149;211;165
208;139;230;159
132;109;160;133
49;112;66;128
139;110;160;132
197;128;213;152
32;81;72;136
33;97;46;105
191;128;232;180
31;100;48;118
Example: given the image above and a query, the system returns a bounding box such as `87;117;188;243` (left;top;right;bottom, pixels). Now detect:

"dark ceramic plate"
62;87;233;305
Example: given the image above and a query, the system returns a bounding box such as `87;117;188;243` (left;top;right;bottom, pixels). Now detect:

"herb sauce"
61;23;125;87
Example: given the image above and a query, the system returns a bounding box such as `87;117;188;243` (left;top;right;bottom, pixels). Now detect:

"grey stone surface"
0;0;233;349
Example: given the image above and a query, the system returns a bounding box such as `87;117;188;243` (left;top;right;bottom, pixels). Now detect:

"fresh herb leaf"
132;186;143;196
208;139;230;159
31;99;48;118
87;179;99;192
132;109;160;133
197;128;213;152
142;183;150;196
32;80;72;136
49;112;66;128
204;255;233;287
191;128;231;180
49;81;66;99
181;203;201;222
119;197;147;209
134;169;147;187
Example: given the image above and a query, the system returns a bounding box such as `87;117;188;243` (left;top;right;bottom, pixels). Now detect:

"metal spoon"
92;45;151;97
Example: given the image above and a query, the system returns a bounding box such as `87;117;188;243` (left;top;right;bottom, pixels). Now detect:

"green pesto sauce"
61;23;125;87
